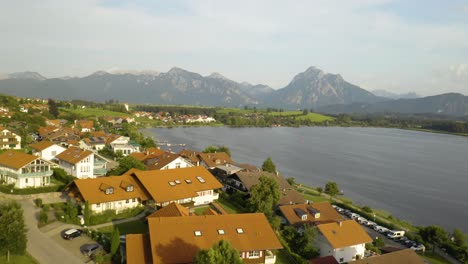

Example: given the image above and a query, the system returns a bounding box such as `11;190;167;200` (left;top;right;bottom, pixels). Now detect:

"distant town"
0;95;466;264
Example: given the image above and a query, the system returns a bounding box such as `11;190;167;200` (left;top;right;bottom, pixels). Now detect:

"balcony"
0;169;53;179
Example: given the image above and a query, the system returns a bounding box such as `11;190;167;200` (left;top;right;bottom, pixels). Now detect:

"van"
387;230;405;239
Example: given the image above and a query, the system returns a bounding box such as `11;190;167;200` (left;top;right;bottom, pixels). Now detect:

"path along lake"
141;127;468;233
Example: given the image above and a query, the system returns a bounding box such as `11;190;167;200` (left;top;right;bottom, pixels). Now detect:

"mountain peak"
89;71;110;77
9;71;46;80
168;67;187;74
207;72;229;80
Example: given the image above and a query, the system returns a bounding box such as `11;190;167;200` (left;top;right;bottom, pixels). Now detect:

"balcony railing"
0;169;53;179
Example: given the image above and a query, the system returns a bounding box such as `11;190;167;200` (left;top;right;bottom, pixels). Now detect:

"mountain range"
0;67;466;116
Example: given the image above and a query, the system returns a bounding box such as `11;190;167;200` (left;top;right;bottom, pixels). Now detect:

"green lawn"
267;111;302;116
0;253;39;264
419;252;450;264
274;249;294;264
216;108;257;115
62;108;132;118
295;112;335;122
302;193;330;203
98;219;148;235
217;196;246;214
193;205;210;215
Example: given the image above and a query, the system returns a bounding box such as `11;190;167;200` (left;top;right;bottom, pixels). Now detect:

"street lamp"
373;214;376;222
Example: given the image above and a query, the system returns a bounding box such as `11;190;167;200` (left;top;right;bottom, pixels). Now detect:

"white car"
411;244;426;252
357;217;367;224
365;221;376;227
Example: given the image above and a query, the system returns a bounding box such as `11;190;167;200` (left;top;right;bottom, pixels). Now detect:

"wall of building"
40;145;66;161
193;190;219;206
317;233;366;263
160;158;194;170
91;198;141;213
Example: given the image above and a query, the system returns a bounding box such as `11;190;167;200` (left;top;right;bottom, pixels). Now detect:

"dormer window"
301;215;308;221
105;187;114;195
126;185;134;192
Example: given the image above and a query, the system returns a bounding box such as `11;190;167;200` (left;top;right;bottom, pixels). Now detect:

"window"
248;251;260;258
217;229;225;235
25;178;28;184
126;199;129;204
339;258;344;263
105;187;114;195
96;203;101;208
185;179;192;184
168;181;176;187
194;231;202;237
175;162;181;168
126;185;134;192
236;228;244;234
132;198;136;202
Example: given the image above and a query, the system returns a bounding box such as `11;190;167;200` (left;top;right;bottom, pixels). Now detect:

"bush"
35;198;43;208
0;184;64;194
89;206;144;226
39;211;48;224
42;204;50;212
52;168;75;184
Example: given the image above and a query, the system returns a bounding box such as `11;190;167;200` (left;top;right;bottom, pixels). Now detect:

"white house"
55;146;95;179
107;135;140;156
317;220;373;263
30;140;66;161
0;126;21;150
145;153;194;170
0;150;53;189
67;175;150;213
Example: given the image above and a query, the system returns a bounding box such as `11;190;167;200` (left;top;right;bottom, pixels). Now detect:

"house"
128;166;223;207
55;146;95;179
349;248;425;264
0;150;53;188
145;152;194;170
279;202;344;228
130;147;166;163
316;220;373;263
30;140;66;161
0;126;21;149
198;152;233;169
80;136;107;151
146;202;191;218
178;149;201;166
75;120;94;133
227;170;307;205
126;213;283;264
66;175;150;213
38;126;80;146
106;135;140;156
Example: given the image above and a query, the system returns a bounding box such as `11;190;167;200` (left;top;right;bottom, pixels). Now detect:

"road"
19;199;85;264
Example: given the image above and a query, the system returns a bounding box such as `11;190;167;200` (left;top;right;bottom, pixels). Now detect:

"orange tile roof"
179;149;201;164
146;153;184;170
105;134;122;144
129;148;166;163
30;140;56;151
132;166;223;203
147;202;190;218
318;220;372;249
279;202;344;227
147;213;283;263
350;249;425;264
70;175;151;204
56;146;93;164
91;131;107;137
198;152;233;168
126;234;153;264
77;120;94;129
0;150;39;169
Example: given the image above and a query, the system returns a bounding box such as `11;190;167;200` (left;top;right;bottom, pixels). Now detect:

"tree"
286;177;296;186
203;145;231;157
108;156;146;175
262;157;276;173
194;240;242;264
281;225;318;259
248;176;280;219
324;181;339;200
0;201;28;255
48;98;59;118
83;201;91;226
419;225;448;252
316;187;323;195
110;228;120;256
452;229;466;248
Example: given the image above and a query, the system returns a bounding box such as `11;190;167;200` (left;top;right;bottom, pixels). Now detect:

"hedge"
0;184;64;195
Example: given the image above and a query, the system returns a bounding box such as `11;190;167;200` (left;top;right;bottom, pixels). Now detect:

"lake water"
141;127;468;233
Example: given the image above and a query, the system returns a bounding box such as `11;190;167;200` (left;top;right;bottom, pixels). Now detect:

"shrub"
0;184;64;194
35;198;43;208
42;204;50;212
39;211;48;224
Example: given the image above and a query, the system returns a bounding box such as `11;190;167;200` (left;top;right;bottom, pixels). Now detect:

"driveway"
19;199;86;264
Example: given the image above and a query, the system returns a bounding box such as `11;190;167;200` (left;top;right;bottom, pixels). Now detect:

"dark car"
80;243;103;256
61;228;82;240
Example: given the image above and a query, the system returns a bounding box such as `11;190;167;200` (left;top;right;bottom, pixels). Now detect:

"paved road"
19;199;85;264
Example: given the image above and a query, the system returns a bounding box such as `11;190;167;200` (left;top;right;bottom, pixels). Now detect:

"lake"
141;126;468;233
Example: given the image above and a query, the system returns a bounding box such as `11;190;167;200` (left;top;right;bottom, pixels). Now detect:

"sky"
1;0;467;96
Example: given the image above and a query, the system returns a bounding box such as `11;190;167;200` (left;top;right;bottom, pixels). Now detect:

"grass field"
62;108;132;118
267;111;302;116
419;252;450;264
217;196;246;214
295;112;335;122
216;108;257;115
98;219;148;235
0;253;38;264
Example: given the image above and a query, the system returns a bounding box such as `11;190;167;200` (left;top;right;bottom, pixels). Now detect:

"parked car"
80;243;103;256
411;244;426;252
61;228;82;240
387;230;405;239
365;221;376;227
350;213;360;219
357;217;367;224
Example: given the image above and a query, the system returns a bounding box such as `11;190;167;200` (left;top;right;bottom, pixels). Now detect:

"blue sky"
1;0;467;95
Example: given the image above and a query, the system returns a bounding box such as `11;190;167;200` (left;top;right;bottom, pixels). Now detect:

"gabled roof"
30;140;57;151
105;134;123;144
147;213;283;263
198;152;233;168
130;148;166;162
147;202;190;218
350;249;425;264
279;202;344;227
131;166;223;203
76;120;94;129
146;153;191;170
83;137;107;146
178;149;201;164
0;150;38;169
318;220;372;249
279;189;308;205
69;175;151;204
126;234;153;264
55;146;93;164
